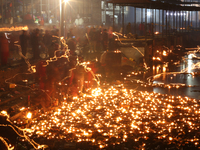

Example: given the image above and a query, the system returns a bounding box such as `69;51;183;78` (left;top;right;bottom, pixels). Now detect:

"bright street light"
60;0;69;39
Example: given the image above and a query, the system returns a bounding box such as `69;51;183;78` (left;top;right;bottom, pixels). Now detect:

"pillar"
60;0;64;36
152;9;154;37
23;0;24;17
12;0;15;23
145;7;147;41
182;10;184;33
113;3;115;30
166;10;168;37
173;10;175;31
134;7;136;34
155;9;156;32
40;0;42;15
162;9;164;38
1;0;3;23
47;0;49;23
159;9;160;33
122;6;124;35
178;11;181;31
141;8;143;23
31;0;33;19
196;11;197;30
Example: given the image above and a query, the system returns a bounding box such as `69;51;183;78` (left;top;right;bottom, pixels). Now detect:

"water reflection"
153;65;163;75
153;54;200;100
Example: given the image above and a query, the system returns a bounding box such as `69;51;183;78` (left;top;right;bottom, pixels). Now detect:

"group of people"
0;28;60;66
18;25;117;109
86;26;116;52
19;28;60;60
72;25;118;55
0;25;131;110
0;25;120;66
126;22;154;36
35;53;101;110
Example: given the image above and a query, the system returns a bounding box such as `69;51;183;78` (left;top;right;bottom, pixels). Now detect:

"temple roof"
108;0;200;11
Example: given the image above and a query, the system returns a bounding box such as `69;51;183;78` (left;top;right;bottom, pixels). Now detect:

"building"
1;0;200;32
108;0;200;34
0;0;102;26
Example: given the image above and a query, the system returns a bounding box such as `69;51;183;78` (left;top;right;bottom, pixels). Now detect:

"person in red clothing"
139;22;144;36
0;32;9;66
36;60;47;89
108;26;114;51
84;61;98;89
40;17;44;26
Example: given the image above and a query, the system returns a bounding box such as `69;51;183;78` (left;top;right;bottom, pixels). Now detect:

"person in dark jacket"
96;26;102;52
0;32;9;66
67;37;76;55
43;30;52;57
89;27;97;52
102;29;108;51
126;22;131;34
31;28;40;60
19;30;28;56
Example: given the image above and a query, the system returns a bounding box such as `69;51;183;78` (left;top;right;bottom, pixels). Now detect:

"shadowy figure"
43;30;52;57
126;22;131;34
102;29;108;51
19;30;29;57
31;29;40;60
0;33;9;66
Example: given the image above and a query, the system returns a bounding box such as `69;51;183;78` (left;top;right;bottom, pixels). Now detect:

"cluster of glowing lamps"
8;85;200;149
0;34;97;149
1;32;200;149
0;26;28;32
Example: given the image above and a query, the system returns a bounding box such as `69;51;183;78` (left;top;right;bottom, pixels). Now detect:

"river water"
152;53;200;100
